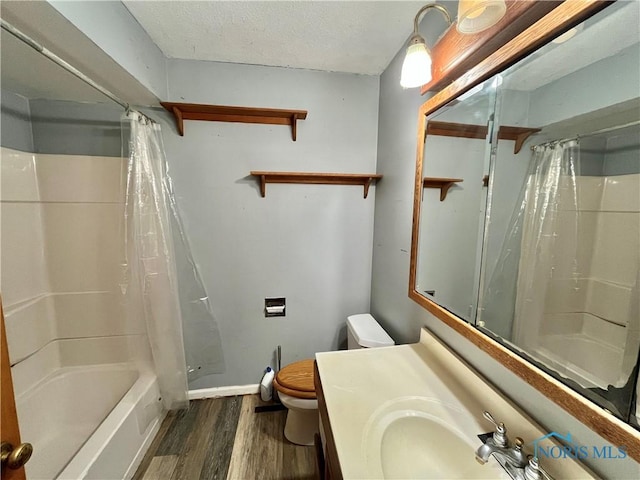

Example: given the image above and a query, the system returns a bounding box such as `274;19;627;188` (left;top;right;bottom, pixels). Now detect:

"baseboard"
188;384;260;400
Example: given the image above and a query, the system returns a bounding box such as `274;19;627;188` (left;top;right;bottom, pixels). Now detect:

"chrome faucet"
475;411;553;480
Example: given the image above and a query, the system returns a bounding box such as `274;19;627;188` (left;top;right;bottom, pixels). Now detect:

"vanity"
314;328;595;479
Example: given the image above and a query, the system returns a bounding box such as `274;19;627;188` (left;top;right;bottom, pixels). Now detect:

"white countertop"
316;328;596;479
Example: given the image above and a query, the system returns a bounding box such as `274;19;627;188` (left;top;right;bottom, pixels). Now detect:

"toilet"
273;313;394;445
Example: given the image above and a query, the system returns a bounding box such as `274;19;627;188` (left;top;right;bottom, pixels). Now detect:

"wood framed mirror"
409;0;640;461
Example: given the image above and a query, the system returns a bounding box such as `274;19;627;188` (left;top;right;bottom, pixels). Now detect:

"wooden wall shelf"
249;172;382;198
498;126;542;154
426;121;487;139
160;102;308;141
423;177;463;201
426;121;540;154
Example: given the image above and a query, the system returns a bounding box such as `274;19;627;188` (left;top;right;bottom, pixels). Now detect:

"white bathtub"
57;369;164;480
531;312;627;390
13;337;164;480
535;333;623;389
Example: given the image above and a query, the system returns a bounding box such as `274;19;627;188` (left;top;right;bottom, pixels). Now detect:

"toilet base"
283;407;319;446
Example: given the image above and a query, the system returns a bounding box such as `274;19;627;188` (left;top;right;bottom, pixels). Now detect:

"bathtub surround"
511;159;640;393
0;145;159;478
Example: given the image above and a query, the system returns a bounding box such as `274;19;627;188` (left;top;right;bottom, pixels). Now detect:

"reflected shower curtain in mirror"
121;112;189;410
481;139;581;351
511;139;581;350
482;134;640;416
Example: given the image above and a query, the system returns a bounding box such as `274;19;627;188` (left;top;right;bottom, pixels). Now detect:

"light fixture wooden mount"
426;121;540;154
423;177;464;201
420;1;561;94
160;102;308;141
249;172;382;198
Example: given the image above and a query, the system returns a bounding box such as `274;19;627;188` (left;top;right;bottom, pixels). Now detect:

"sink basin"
363;397;506;479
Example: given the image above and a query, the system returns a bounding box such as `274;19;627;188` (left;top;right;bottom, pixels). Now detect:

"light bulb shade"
457;0;507;34
400;41;432;89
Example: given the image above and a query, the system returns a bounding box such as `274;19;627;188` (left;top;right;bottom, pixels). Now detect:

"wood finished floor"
133;395;317;480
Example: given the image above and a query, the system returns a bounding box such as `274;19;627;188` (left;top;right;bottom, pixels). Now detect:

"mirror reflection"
415;0;640;425
416;81;496;322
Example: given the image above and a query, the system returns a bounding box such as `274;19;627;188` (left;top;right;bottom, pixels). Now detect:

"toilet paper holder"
265;297;286;317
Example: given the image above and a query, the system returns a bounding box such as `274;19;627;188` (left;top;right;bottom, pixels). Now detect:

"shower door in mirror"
415;81;497;323
478;0;640;423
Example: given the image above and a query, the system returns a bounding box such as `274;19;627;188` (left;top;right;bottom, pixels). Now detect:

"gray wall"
48;0;167;101
603;127;640;176
528;43;640;129
370;19;639;480
1;89;34;152
0;92;122;156
161;59;380;389
30;99;122;157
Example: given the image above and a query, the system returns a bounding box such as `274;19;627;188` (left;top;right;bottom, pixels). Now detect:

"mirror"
411;0;640;441
416;81;497;322
480;0;640;422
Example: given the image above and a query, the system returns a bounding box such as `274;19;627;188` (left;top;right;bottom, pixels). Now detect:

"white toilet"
274;313;394;445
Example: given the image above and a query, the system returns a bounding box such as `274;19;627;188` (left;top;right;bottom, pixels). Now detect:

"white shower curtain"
122;112;189;410
511;139;581;348
480;139;581;346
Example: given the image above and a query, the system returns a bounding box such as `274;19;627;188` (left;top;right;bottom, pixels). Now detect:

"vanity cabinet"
312;330;597;479
314;361;343;480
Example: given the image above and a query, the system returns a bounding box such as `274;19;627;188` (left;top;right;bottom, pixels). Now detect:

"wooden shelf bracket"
161;102;308;141
250;172;382;199
497;126;542;154
423;177;464;201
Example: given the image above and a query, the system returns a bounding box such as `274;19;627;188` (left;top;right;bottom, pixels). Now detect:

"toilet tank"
346;314;395;349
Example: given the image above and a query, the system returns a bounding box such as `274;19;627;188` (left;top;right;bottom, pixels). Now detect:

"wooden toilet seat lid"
274;359;316;398
273;377;316;399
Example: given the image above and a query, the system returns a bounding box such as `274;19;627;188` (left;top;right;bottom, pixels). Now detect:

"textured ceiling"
123;1;444;75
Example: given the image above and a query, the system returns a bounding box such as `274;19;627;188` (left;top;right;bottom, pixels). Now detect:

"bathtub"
531;312;627;390
12;337;164;480
534;333;623;389
57;369;164;480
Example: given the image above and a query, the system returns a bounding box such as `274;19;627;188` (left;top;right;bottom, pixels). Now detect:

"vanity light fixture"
456;0;507;34
400;3;452;89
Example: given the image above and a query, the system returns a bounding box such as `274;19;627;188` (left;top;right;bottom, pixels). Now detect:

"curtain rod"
1;18;156;124
530;120;640;151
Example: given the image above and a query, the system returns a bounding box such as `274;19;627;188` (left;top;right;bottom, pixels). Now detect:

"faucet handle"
524;457;543;480
509;437;529;468
483;411;507;446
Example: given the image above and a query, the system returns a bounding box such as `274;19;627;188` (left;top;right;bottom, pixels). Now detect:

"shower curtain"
121;112;189;410
481;139;581;349
511;139;581;348
120;111;226;409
